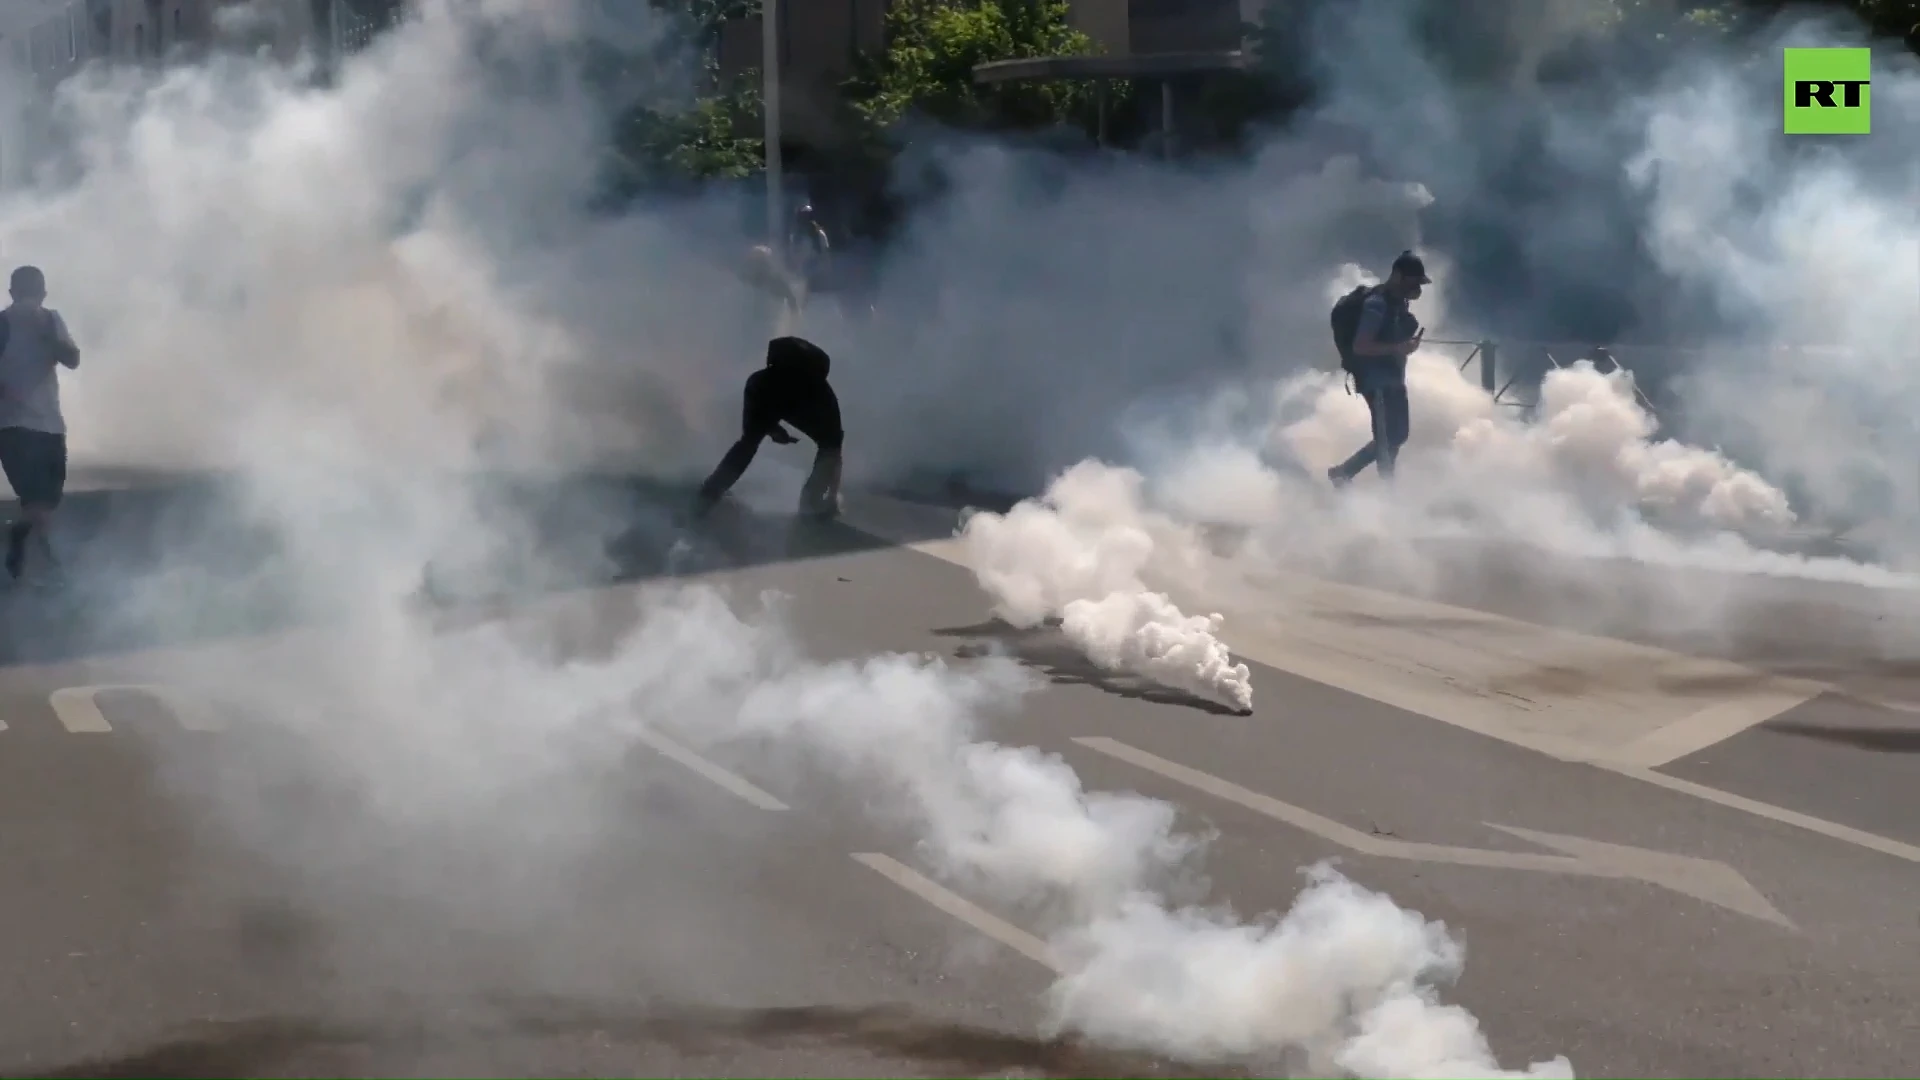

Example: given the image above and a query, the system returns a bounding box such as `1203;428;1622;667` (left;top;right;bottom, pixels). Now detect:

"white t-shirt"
0;306;76;435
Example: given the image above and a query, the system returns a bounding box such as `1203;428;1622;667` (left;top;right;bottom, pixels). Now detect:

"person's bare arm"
45;311;78;369
1351;297;1421;357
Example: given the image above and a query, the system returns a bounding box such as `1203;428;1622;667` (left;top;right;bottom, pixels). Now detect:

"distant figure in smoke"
742;243;802;318
1328;251;1430;485
787;203;832;292
0;266;79;586
693;336;843;520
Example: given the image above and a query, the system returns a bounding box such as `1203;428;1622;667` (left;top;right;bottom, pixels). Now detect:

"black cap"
9;266;45;296
1391;251;1431;284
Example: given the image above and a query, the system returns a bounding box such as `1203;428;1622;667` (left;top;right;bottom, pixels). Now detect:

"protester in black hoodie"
693;336;843;519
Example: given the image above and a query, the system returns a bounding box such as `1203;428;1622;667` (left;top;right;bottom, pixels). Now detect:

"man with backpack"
691;335;843;521
1327;250;1430;485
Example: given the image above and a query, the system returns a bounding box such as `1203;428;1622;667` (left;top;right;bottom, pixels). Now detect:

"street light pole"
762;0;783;267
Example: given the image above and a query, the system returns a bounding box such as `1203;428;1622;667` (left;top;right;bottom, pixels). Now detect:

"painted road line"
48;688;116;732
1075;736;1792;927
48;686;226;733
899;535;1820;765
1603;761;1920;867
852;853;1062;971
890;522;1920;872
1209;569;1823;766
633;728;790;812
1615;685;1828;769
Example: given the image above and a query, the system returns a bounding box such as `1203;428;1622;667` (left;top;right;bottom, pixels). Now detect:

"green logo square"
1784;47;1871;135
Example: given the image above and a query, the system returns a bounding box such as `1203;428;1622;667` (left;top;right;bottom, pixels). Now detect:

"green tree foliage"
686;0;761;77
848;0;1112;133
1847;0;1920;45
598;0;767;193
613;80;766;183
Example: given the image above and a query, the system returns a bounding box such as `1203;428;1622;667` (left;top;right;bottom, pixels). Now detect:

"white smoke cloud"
661;597;1569;1077
16;0;1918;1074
1272;350;1796;538
956;461;1255;713
943;254;1825;724
1616;41;1920;568
0;5;1580;1077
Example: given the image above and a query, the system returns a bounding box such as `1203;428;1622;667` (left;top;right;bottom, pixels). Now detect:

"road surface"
0;468;1916;1077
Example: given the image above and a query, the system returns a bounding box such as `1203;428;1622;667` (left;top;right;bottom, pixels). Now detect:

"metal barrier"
1421;337;1509;402
1421;336;1662;419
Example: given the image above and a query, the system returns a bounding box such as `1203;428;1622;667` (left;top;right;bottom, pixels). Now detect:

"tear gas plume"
653;596;1571;1078
1624;45;1920;566
956;460;1255;714
945;262;1869;710
822;3;1920;585
3;0;1912;1075
1260;270;1801;547
9;0;761;480
0;1;1573;1075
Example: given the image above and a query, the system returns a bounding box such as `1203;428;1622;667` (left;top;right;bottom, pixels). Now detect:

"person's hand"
769;425;798;445
1399;328;1425;356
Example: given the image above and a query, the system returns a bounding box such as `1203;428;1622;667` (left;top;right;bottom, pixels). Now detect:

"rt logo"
1784;47;1870;135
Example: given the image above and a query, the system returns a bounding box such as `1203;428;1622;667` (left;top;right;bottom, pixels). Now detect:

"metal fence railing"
1423;336;1669;420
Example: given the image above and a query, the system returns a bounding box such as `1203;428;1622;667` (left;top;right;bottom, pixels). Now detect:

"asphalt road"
1;470;1918;1077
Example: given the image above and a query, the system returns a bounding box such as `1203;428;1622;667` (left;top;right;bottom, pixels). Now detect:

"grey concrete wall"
1127;0;1240;54
1068;0;1128;56
717;0;888;149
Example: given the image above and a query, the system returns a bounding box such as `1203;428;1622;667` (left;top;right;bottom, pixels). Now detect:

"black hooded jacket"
742;336;841;449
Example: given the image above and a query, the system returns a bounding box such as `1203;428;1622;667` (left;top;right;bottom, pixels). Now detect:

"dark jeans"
697;382;843;511
1332;373;1410;480
0;427;67;510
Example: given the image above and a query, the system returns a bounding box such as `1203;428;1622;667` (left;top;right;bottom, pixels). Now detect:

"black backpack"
1329;284;1376;374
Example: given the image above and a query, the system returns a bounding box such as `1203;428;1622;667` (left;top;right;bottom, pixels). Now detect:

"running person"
0;266;79;585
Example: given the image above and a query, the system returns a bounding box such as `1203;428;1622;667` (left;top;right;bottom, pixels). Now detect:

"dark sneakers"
5;523;66;589
797;489;841;521
4;522;28;580
685;490;722;524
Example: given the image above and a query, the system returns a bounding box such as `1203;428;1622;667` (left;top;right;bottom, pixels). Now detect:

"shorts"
0;427;68;510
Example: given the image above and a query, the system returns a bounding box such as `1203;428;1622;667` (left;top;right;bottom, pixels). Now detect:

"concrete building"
1072;0;1253;56
0;0;401;184
0;0;404;81
716;0;888;151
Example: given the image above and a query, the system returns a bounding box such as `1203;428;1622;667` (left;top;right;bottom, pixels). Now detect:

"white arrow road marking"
1074;736;1794;929
883;529;1920;870
49;685;226;733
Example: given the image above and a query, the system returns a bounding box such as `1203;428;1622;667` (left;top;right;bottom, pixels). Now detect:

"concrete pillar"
1160;79;1173;158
